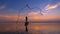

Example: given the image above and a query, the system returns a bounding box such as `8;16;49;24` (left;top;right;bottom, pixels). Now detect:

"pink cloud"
28;11;40;16
45;2;60;11
0;14;25;21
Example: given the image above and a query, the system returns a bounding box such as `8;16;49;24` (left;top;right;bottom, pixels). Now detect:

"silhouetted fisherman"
25;16;29;32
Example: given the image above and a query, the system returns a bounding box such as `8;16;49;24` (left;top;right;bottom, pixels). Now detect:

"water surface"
0;23;60;34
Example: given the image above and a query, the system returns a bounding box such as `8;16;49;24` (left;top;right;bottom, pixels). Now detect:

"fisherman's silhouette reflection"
25;16;29;32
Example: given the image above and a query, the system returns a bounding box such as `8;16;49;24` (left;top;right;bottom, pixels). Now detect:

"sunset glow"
0;0;60;33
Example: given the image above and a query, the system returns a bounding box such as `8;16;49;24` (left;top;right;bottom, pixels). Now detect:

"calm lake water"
0;23;60;34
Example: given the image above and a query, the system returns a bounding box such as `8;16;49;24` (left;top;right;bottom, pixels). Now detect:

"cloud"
27;11;43;21
28;11;40;16
0;5;6;10
0;11;59;22
27;11;59;21
45;2;60;11
0;15;24;21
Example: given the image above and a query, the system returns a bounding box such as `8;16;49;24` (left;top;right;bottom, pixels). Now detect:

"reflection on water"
0;23;60;34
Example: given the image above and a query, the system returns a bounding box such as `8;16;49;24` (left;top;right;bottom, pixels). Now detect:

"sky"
0;0;60;23
0;0;60;32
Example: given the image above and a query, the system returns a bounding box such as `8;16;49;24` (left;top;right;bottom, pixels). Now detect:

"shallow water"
0;23;60;34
